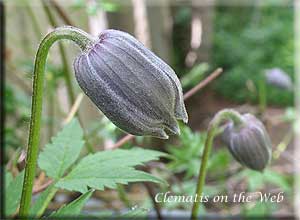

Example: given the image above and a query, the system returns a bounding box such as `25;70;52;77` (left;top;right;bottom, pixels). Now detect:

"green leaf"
248;171;265;191
208;149;230;172
263;170;291;192
56;148;167;193
5;171;13;188
29;185;56;217
38;118;84;179
167;124;205;179
50;190;94;217
236;169;291;192
5;171;24;216
181;63;209;88
244;201;277;216
239;170;265;191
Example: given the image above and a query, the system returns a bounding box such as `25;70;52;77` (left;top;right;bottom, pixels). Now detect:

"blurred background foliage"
212;5;294;105
171;3;294;106
4;0;295;218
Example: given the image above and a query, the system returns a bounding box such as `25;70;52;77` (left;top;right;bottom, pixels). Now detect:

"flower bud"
73;29;188;139
222;114;272;171
265;68;292;90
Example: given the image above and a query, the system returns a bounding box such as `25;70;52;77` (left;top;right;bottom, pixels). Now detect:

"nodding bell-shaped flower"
222;114;272;171
74;29;188;139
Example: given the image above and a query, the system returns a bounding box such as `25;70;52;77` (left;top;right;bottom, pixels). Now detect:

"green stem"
24;0;56;142
36;186;58;217
19;26;95;218
190;109;244;219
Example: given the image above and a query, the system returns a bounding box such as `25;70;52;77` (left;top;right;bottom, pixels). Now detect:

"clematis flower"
74;29;188;139
222;114;272;171
265;68;292;90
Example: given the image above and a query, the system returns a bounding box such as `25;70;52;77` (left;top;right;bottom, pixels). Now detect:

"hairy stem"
19;26;95;217
191;109;244;219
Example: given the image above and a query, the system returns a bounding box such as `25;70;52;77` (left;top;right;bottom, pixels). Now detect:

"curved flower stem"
42;1;95;153
190;109;244;219
19;26;95;218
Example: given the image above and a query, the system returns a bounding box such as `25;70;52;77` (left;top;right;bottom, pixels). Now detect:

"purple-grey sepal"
74;29;188;139
222;114;272;171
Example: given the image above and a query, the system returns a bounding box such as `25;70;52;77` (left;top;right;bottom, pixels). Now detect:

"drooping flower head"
74;29;188;139
222;114;272;171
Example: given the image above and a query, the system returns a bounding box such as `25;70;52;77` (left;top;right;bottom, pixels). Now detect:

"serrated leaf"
38;118;84;179
5;171;24;216
56;148;166;193
235;169;291;192
167;125;205;179
50;190;93;217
